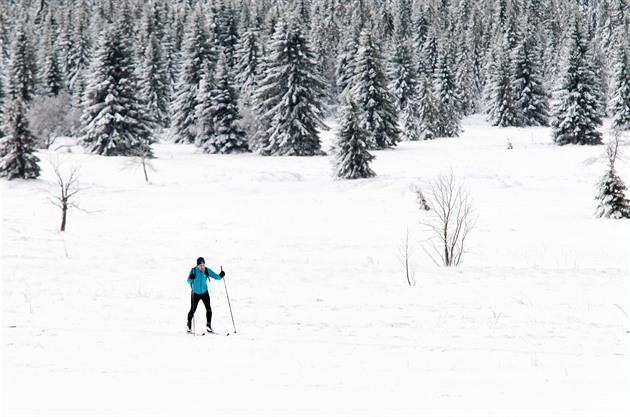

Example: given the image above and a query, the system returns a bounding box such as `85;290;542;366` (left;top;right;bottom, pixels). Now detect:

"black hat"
196;257;205;265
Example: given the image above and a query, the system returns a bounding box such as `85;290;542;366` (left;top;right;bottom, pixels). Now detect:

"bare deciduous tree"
397;227;416;286
417;171;477;267
48;158;82;232
124;147;156;183
27;92;82;148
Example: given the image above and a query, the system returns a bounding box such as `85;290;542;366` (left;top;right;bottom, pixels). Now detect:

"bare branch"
416;171;477;267
48;157;83;232
397;228;416;286
122;147;157;183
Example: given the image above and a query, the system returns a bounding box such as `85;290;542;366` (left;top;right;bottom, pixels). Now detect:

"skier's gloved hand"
219;270;225;278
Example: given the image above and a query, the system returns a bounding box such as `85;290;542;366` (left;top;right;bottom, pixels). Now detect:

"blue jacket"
187;266;222;294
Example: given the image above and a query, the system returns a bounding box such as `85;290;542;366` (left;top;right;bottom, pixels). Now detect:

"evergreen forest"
0;0;628;161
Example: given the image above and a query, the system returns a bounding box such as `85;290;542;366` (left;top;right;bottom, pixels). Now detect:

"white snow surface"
2;115;629;416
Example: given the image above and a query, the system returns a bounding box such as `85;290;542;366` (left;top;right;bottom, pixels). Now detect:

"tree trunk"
60;205;67;232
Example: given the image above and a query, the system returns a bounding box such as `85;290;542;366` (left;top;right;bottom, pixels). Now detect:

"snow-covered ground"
2;115;628;416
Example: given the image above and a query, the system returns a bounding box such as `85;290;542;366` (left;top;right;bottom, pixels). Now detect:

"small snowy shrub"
595;133;630;219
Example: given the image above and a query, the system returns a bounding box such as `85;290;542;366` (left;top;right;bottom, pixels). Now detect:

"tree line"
0;0;629;181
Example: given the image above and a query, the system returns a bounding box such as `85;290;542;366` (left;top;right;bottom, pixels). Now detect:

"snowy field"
2;115;629;416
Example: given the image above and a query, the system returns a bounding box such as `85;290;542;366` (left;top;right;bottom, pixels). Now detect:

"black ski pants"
188;291;212;326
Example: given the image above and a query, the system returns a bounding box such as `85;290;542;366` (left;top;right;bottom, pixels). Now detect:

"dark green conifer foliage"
611;38;630;130
140;32;171;128
171;5;216;144
0;97;41;180
595;166;630;219
434;45;462;137
199;54;248;154
351;28;400;149
595;137;630;219
234;27;262;103
513;35;549;126
255;18;327;156
8;27;37;102
486;33;519;127
65;5;91;101
552;18;603;145
41;40;64;97
80;21;154;156
333;93;376;180
416;72;440;140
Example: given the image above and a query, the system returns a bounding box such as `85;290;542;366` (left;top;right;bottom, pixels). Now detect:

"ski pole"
191;287;196;336
221;266;237;334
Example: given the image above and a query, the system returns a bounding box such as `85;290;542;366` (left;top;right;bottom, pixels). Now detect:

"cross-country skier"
187;257;225;333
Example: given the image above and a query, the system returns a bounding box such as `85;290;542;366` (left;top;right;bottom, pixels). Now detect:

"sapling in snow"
416;171;477;267
397;227;416;286
48;158;82;232
595;131;630;219
124;146;156;183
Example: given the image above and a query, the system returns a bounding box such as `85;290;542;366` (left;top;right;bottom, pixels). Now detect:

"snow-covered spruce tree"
595;134;630;219
140;32;171;128
395;13;425;143
0;72;5;137
199;53;248;154
195;58;216;148
57;7;74;69
335;1;369;97
40;38;64;97
393;0;414;41
335;28;359;97
411;3;430;70
551;18;603;146
513;34;549;126
80;21;154;157
420;24;440;78
611;0;630;39
310;0;341;99
433;44;462;137
454;31;478;117
8;26;36;102
589;34;610;118
255;18;327;156
485;32;520;127
212;0;240;69
234;26;262;104
388;0;416;115
351;28;400;149
332;93;376;180
467;5;489;115
0;1;9;63
209;54;248;154
388;40;416;116
233;22;262;147
611;38;630;130
416;71;440;140
399;89;423;142
170;5;216;144
0;97;40;180
137;0;169;60
293;0;312;28
249;40;274;155
65;6;91;101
